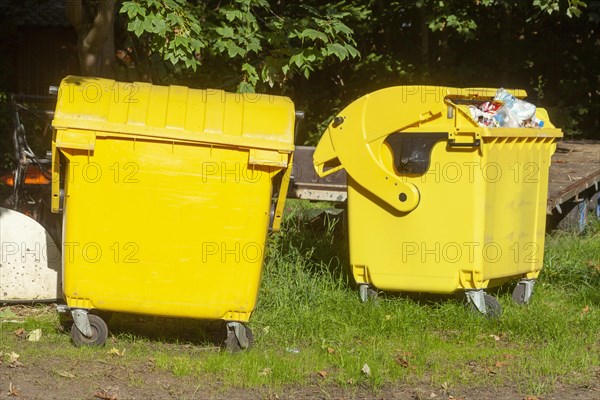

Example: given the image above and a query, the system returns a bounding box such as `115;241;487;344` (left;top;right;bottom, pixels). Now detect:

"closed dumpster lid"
52;76;295;153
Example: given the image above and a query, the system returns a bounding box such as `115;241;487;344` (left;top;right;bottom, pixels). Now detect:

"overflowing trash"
468;88;544;128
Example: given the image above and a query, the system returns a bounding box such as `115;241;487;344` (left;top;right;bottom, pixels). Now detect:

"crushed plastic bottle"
493;88;517;108
493;106;520;128
494;88;536;124
524;117;545;128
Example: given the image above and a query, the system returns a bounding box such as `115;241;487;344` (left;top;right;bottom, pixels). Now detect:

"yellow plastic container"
314;86;562;315
52;76;295;348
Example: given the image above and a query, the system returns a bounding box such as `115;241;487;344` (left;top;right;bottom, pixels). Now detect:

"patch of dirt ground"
1;357;599;400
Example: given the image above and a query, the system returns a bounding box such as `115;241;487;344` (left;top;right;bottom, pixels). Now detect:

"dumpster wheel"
224;322;254;353
467;293;502;319
358;284;379;303
71;314;108;347
512;279;535;305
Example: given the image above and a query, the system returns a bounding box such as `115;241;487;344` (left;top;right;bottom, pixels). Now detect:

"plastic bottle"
493;106;520;128
531;117;544;128
494;88;516;108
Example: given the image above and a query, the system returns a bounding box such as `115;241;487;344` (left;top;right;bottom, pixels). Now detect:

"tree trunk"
65;0;115;78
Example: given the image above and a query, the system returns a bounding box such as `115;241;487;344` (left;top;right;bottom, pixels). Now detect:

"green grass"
1;201;599;396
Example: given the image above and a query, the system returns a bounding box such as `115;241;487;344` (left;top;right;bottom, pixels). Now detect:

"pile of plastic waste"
468;88;544;128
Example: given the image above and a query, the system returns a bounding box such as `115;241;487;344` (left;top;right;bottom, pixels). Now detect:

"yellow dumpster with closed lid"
313;86;562;316
52;76;296;350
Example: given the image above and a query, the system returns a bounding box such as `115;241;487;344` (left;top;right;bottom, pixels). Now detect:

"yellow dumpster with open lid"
52;76;296;350
314;86;562;316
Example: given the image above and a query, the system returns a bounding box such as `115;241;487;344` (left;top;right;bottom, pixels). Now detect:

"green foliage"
416;1;482;37
119;0;366;91
111;0;597;141
534;0;562;14
121;0;205;71
533;0;586;17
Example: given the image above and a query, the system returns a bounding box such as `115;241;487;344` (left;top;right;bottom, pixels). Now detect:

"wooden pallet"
547;140;600;214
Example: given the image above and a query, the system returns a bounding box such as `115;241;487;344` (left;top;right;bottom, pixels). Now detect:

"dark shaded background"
0;0;598;171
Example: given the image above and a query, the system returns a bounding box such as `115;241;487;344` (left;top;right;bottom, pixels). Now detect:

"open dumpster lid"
313;85;563;213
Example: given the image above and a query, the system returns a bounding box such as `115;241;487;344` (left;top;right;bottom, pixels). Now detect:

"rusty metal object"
288;146;347;202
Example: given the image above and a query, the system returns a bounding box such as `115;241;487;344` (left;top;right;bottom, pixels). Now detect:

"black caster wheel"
512;280;534;305
512;284;527;304
480;294;502;318
224;325;254;353
469;293;503;319
71;314;109;347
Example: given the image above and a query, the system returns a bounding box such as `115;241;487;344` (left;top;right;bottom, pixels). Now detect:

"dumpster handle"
448;138;481;147
270;153;293;232
50;141;61;213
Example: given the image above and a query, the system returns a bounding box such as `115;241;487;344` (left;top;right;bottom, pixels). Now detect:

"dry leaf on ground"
441;381;449;394
13;328;25;338
26;329;42;342
395;355;410;368
361;363;371;376
7;382;20;397
57;371;76;379
8;352;23;368
107;348;125;357
94;389;118;400
581;305;590;314
9;352;19;363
